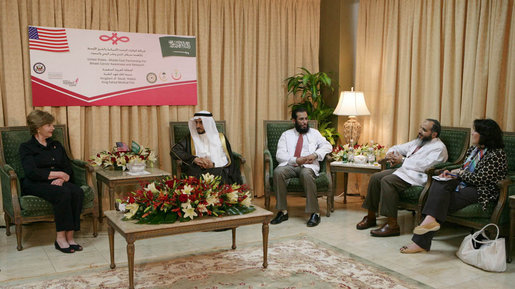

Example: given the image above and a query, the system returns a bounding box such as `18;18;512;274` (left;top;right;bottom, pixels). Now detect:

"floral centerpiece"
118;173;254;224
332;142;386;163
89;141;157;171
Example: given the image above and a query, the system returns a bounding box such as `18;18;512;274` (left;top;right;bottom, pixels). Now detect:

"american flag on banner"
28;26;70;52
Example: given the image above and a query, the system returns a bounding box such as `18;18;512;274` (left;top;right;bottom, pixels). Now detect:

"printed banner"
29;26;197;106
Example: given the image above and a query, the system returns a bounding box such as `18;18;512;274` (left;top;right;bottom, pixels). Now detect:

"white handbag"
456;223;506;272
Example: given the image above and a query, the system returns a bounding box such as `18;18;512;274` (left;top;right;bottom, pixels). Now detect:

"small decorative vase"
354;154;367;164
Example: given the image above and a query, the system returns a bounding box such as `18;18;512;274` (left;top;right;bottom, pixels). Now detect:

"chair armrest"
70;159;98;203
232;152;246;165
70;159;93;187
0;164;22;217
490;178;512;223
434;164;462;176
432;162;452;170
174;159;183;177
263;149;274;190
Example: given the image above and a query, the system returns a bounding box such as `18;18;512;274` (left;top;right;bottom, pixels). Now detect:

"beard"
417;133;432;145
295;121;310;134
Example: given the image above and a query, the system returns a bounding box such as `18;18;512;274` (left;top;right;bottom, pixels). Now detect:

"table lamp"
333;88;370;144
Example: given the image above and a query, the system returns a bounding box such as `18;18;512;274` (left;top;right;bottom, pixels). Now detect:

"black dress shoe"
271;211;288;225
69;244;83;251
55;241;75;253
307;213;320;227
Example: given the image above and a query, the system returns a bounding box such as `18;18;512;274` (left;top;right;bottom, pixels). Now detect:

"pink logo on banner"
99;33;130;45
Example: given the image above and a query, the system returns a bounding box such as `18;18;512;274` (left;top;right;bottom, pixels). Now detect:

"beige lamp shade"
333;88;370;144
333;90;370;116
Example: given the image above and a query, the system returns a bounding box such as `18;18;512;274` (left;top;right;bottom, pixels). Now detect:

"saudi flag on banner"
159;36;196;57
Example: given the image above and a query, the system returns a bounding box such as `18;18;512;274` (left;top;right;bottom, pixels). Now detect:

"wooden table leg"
510;202;514;263
127;237;135;289
97;180;104;223
109;185;115;211
231;228;236;249
262;221;269;268
108;225;116;269
331;171;336;212
343;172;349;204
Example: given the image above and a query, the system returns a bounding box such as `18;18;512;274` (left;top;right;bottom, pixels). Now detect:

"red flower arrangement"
118;173;254;224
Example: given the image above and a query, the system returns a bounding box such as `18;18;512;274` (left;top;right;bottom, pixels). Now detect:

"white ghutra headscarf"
188;111;228;167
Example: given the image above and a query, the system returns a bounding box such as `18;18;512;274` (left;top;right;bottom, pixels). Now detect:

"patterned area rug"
3;238;426;288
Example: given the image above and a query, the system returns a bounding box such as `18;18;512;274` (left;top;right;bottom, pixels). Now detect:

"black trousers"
412;179;478;251
23;182;84;232
362;169;411;218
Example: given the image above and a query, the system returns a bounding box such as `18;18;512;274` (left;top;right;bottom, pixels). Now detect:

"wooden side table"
330;161;381;204
510;195;515;263
96;167;171;221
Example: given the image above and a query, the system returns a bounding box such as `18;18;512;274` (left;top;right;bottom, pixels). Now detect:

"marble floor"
0;195;513;288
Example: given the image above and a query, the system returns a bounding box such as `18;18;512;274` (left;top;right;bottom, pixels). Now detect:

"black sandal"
55;241;75;253
69;244;83;251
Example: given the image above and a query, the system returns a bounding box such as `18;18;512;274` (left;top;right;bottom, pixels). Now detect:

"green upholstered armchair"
263;120;333;217
0;125;98;251
169;121;246;184
381;126;470;223
444;131;515;262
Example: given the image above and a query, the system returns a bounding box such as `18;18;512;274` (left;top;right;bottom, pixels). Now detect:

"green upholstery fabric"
439;128;469;164
1;130;31;180
285;172;330;193
399;186;423;203
450;203;495;219
504;132;515;175
19;185;94;217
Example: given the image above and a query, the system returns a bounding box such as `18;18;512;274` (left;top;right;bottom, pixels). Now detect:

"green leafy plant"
286;67;340;145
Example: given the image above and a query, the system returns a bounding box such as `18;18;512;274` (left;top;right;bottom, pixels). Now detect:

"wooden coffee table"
105;206;274;289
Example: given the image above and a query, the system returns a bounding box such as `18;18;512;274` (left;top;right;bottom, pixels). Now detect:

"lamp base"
343;116;361;144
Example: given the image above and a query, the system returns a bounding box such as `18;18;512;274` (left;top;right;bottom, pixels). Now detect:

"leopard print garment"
458;146;508;210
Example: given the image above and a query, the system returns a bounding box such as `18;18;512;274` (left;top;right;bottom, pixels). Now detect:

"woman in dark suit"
20;110;84;253
400;119;507;253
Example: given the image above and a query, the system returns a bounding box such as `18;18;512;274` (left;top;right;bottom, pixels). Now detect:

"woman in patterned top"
400;119;507;253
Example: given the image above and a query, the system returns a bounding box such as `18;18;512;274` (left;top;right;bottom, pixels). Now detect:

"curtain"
356;0;514;147
0;0;321;224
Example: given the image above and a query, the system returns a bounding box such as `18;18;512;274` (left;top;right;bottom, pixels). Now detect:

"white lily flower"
241;192;252;207
226;191;239;204
206;195;219;206
181;201;192;209
124;203;139;219
202;173;215;184
183;207;198;220
182;184;194;195
197;203;208;213
145;182;160;193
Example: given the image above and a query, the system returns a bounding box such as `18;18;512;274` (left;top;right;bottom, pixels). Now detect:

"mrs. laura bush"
19;110;84;253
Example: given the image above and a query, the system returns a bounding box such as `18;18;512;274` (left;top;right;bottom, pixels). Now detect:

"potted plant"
285;67;340;145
